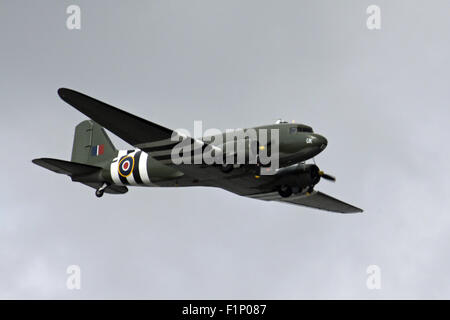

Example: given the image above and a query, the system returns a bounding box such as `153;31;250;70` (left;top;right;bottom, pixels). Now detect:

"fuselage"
100;122;328;197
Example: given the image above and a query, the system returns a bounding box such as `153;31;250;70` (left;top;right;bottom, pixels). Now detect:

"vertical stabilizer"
71;120;117;165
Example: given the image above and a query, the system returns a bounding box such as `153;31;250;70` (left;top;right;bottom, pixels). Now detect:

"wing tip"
32;158;46;166
343;206;364;214
57;87;73;101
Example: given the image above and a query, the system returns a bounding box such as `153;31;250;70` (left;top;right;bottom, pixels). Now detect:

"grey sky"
1;0;449;299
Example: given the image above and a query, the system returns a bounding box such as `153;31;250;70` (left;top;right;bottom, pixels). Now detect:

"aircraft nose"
312;134;328;150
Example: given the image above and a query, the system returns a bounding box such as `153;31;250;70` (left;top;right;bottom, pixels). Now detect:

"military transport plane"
32;88;363;214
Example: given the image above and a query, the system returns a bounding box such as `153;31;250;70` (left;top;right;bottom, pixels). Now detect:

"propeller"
312;157;336;182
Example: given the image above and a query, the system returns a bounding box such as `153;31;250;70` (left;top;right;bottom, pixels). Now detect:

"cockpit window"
290;126;313;134
297;127;313;133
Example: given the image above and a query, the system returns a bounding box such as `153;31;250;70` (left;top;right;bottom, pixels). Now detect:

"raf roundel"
118;156;134;177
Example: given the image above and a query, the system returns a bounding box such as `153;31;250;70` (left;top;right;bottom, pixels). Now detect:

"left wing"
58;88;174;146
247;190;363;214
58;88;208;167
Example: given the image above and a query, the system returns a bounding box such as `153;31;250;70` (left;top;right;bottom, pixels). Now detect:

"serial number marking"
226;304;266;315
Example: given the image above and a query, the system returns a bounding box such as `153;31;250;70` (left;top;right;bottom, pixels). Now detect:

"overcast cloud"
1;0;449;299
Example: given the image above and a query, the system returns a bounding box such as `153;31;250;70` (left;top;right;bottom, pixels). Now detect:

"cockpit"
289;125;313;134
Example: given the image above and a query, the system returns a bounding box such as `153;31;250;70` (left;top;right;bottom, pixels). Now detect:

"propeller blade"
319;170;336;182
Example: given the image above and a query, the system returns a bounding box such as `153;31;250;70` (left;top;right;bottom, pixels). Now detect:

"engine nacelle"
274;163;321;196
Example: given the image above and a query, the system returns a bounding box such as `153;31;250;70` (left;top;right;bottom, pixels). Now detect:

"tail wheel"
278;185;293;198
95;182;108;198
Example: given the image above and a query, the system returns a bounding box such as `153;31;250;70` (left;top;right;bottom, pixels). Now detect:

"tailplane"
32;158;101;178
32;157;127;195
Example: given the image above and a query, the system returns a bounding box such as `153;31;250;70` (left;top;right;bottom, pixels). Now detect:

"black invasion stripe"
119;175;130;185
132;151;143;185
119;173;129;185
119;168;129;184
142;142;179;153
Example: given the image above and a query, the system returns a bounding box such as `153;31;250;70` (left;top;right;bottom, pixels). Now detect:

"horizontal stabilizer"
32;158;101;177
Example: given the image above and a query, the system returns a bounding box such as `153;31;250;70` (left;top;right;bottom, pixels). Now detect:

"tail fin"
71;120;117;165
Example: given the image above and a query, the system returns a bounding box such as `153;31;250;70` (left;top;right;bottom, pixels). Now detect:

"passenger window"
289;127;297;134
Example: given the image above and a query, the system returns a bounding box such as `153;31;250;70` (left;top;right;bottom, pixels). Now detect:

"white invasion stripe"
111;150;127;185
139;151;151;185
126;150;138;185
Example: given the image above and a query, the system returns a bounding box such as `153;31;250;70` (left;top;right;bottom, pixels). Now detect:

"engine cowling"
274;163;321;196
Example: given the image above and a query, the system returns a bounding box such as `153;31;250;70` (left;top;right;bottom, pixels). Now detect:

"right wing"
247;190;363;214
